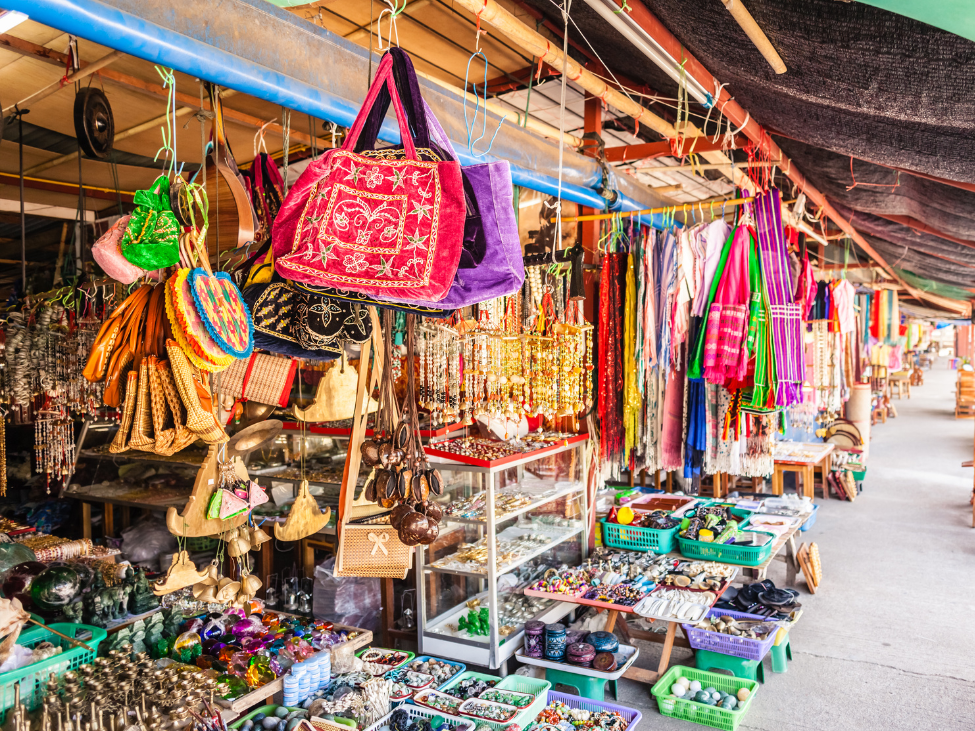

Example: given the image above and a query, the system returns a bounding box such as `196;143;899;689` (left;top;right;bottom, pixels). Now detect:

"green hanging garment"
688;227;736;380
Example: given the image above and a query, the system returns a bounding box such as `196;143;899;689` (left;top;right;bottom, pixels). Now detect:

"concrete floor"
612;365;975;730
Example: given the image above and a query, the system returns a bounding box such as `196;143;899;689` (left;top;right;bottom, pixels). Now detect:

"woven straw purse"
334;308;413;579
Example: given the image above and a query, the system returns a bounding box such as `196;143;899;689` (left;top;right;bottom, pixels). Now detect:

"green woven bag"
120;175;181;270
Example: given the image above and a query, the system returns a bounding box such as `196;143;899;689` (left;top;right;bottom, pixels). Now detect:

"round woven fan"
189;268;254;359
165;268;234;372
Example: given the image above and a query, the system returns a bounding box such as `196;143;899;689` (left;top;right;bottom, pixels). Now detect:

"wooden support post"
381;577;396;647
665;472;673;493
82;502;92;541
104;504;114;539
121;506;131;531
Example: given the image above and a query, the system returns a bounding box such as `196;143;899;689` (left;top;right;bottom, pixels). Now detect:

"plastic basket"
680;609;778;661
496;675;552;727
600;518;679;553
539;690;643;731
799;504;819;532
677;530;775;567
0;623;107;724
186;536;219;551
441;670;502;698
651;666;758;731
407;656;467;689
231;706;304;729
366;704;474;731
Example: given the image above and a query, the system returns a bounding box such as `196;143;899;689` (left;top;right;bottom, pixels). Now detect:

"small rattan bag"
334;308;413;579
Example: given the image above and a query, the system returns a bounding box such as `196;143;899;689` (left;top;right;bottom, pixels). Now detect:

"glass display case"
417;435;589;668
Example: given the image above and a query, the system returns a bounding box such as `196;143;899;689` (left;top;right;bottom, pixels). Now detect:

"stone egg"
670;684;686;697
688;680;702;693
737;687;750;702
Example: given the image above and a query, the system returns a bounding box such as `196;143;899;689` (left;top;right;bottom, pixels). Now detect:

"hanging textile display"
755;189;804;407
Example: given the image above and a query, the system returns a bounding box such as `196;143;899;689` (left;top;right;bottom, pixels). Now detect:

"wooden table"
771;442;835;499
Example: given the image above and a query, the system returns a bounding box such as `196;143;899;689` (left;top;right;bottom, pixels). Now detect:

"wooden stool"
694;649;765;683
772;463;815;499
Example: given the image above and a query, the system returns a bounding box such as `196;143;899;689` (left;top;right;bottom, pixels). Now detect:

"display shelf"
425;435;588;472
522;587;643;614
442;483;585;525
425;525;584;579
515;644;641;679
216;619;372;713
422;591;574;668
63;484;192;511
281;420;466;439
77;448;207;469
417;438;589;668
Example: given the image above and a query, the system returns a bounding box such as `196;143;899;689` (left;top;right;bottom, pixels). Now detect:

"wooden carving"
166;445;251;537
274;480;331;541
153;551;209;596
294;356;379;423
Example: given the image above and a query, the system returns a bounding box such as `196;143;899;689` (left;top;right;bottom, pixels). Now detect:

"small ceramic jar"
524;620;545;658
544;623;567;661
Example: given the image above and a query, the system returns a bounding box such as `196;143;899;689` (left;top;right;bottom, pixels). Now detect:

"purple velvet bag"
355;48;524;309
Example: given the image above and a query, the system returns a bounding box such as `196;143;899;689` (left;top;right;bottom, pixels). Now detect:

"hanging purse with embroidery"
273;51;464;302
120;175;182;270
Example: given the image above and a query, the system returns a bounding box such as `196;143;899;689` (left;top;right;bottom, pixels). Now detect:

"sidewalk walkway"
616;365;975;729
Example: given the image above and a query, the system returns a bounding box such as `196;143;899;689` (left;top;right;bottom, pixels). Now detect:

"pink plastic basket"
541;691;643;731
681;609;778;662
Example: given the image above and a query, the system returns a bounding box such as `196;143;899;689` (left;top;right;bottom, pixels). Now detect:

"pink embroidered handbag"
272;52;465;302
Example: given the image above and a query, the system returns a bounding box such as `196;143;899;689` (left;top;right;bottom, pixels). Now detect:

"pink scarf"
704;226;752;383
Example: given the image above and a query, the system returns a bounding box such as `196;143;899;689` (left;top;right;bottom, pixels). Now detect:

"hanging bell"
249;524;272;549
241;573;262;596
215;579;242;603
197;585;218;603
227;532;252;558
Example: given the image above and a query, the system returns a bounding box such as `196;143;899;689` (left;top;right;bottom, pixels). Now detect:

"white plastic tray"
514;643;640;680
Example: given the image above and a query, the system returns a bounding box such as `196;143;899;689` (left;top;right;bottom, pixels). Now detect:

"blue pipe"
7;0;666;226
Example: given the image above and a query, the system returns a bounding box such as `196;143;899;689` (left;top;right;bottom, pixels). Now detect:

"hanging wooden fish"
153;551;209;596
274;480;331;541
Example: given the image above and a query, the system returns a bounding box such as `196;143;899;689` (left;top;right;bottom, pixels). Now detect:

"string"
846;155;900;192
281;108;292;194
153;67;178;178
376;0;405;52
463;50;507;157
545;0;573;267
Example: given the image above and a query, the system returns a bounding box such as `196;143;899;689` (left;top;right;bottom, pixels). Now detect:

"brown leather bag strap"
83;284;152;382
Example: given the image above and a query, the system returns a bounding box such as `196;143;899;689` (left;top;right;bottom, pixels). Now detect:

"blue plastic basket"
799;504;819;532
406;655;466;689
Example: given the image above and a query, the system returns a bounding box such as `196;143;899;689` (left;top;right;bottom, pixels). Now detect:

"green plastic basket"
231;706;304;729
185;536;219;552
441;670;503;698
496;675;551;727
0;623;107;723
651;665;758;731
601;518;679;553
677;530;775;567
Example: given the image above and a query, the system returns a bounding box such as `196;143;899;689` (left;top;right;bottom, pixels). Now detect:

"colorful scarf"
703;226;752;383
598;253;625;477
755;189;804;406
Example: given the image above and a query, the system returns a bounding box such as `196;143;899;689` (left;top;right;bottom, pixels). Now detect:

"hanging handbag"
356;48;524;309
334;309;413;579
84;284;152;384
273;52;464;302
243;279;341;360
215;353;297;408
92;215;148;284
120;176;182;270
